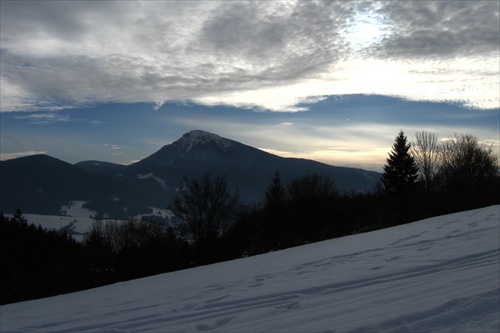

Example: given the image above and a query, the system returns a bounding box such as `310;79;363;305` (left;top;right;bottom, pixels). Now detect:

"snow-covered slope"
173;130;234;152
2;206;499;332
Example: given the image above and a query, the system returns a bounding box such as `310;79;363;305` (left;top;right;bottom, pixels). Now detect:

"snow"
60;200;97;218
1;205;499;332
137;172;154;179
11;202;173;242
146;207;175;220
19;214;94;242
22;212;173;242
176;130;233;151
136;173;167;188
6;202;98;242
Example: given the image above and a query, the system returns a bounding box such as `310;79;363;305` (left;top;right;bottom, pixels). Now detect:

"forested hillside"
1;130;497;304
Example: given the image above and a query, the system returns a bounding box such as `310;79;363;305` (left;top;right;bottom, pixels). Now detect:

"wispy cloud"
0;1;497;112
14;113;72;124
0;151;47;161
13;112;104;125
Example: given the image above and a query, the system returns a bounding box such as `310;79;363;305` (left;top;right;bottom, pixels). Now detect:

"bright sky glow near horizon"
1;1;499;172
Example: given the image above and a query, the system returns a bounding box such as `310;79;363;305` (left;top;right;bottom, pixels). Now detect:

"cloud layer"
1;1;498;112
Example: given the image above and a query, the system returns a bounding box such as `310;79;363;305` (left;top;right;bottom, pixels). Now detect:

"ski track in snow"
1;205;499;332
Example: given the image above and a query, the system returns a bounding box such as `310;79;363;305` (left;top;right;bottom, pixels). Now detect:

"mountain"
77;130;382;204
1;205;498;332
71;160;127;179
1;130;381;217
0;154;160;217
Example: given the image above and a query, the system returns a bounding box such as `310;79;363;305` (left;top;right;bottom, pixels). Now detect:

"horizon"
0;113;498;174
1;1;498;173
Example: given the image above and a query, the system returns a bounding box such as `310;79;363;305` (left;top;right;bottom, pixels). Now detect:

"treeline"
169;131;499;262
1;131;498;305
1;210;86;304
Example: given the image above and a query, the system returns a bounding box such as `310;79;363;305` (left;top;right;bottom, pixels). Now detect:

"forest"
1;131;498;305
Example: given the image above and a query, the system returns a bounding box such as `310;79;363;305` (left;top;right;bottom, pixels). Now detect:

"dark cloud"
377;1;499;58
195;1;351;81
1;1;86;39
0;1;498;112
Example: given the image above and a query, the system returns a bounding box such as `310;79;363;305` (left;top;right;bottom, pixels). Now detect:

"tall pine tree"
382;131;419;195
265;171;286;212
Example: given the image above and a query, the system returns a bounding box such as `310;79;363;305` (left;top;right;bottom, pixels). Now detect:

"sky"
1;0;499;172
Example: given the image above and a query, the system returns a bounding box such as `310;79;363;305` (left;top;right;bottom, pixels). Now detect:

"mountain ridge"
170;130;235;152
114;130;381;203
1;130;381;217
0;154;159;217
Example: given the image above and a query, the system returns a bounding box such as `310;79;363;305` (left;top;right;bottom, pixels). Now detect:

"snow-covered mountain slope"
2;206;499;332
173;130;234;152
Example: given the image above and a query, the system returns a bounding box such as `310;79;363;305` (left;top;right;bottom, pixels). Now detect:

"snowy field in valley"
1;205;499;332
9;201;172;242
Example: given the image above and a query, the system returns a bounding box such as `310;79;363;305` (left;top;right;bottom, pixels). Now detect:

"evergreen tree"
382;131;419;195
265;171;286;212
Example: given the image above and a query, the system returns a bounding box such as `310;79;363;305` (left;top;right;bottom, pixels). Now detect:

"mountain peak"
173;130;233;151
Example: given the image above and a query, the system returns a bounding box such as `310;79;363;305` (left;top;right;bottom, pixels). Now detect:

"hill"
1;130;381;217
0;154;160;217
1;205;498;332
77;130;381;204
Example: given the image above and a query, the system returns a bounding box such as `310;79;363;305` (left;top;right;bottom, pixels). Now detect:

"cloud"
0;151;48;161
13;112;104;125
14;113;72;124
377;1;499;58
0;1;498;112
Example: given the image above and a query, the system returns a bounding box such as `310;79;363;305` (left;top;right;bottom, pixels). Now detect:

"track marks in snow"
195;316;235;332
1;206;498;333
248;273;274;287
389;232;425;246
155;293;304;331
159;248;499;332
352;289;500;333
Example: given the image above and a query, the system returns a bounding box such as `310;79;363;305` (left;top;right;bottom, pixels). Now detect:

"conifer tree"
265;171;286;212
382;131;419;195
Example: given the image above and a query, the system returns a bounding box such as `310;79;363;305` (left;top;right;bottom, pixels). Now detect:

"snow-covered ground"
21;213;94;242
16;201;97;242
2;205;499;332
10;201;173;242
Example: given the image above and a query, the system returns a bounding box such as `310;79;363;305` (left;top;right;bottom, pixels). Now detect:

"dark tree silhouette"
171;174;240;263
437;134;498;193
412;131;440;190
287;173;337;201
286;173;338;243
382;131;419;195
265;171;286;212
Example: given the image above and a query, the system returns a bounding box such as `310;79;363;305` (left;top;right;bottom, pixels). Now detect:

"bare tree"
171;174;240;247
438;134;498;191
287;173;338;202
411;131;440;190
84;219;165;254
